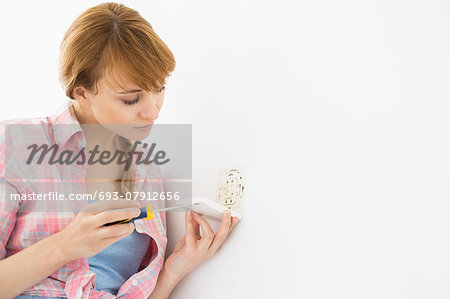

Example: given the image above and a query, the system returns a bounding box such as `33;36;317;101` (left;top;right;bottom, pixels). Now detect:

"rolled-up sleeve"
0;179;20;260
0;121;20;260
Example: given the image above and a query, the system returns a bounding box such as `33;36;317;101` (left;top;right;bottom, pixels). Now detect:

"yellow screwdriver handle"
145;204;154;220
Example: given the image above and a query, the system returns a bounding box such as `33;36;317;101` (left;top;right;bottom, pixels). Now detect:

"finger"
229;217;240;233
87;198;140;211
192;212;215;250
93;207;141;227
101;229;133;246
193;214;200;235
82;198;140;213
135;199;147;209
98;222;135;239
185;211;197;248
207;210;233;253
173;235;186;252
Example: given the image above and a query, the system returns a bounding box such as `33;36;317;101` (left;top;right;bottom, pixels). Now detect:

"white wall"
2;1;450;298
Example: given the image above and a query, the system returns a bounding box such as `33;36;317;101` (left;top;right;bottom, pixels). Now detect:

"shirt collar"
48;100;83;147
47;100;144;166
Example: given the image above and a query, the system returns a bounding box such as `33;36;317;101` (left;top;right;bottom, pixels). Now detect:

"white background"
1;1;450;298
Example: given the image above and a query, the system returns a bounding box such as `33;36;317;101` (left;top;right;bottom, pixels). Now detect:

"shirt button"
131;278;138;286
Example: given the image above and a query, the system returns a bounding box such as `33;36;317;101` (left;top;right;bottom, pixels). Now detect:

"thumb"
173;235;186;252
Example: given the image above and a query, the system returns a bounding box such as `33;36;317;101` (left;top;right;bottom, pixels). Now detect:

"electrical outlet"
216;167;245;213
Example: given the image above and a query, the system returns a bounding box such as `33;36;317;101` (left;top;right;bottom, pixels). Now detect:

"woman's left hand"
163;210;240;280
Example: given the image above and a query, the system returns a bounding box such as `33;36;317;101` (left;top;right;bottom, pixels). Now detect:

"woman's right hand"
55;199;142;261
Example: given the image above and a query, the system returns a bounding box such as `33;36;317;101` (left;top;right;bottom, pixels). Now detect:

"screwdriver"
104;203;196;226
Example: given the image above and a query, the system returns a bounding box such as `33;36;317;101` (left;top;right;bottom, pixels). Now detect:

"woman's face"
73;76;165;140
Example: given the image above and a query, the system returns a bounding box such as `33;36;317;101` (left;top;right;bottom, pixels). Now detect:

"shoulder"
1;115;49;129
0;100;72;141
0;116;53;175
1;116;51;141
1;116;53;156
0;115;50;143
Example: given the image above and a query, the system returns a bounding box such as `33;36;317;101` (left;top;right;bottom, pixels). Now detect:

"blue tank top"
88;229;151;295
83;198;151;295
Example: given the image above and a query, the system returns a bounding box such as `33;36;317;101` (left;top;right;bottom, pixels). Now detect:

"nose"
139;94;160;121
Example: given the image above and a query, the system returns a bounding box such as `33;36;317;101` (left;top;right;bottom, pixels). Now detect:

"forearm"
147;266;184;299
0;232;73;298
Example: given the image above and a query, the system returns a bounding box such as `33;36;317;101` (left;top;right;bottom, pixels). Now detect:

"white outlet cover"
191;196;243;221
216;167;245;211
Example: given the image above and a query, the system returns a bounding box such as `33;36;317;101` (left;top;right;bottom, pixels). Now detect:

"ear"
72;86;92;105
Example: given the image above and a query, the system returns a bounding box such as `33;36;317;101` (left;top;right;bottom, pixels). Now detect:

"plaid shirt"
0;100;167;298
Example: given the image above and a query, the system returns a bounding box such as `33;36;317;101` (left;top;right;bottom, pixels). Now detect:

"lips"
134;124;153;131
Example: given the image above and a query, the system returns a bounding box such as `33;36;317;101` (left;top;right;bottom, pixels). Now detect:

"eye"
157;86;166;93
121;97;140;106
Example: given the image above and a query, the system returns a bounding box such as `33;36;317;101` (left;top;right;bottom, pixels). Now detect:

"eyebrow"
117;89;143;94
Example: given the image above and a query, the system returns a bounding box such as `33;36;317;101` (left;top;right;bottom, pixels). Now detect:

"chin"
102;124;152;141
118;128;152;141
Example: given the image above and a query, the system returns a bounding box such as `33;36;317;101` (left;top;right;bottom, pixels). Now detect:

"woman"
0;2;239;298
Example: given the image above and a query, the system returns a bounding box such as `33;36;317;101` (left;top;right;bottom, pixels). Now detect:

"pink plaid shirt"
0;100;167;298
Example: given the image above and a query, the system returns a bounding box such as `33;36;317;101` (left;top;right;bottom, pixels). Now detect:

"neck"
72;100;98;125
71;101;118;151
